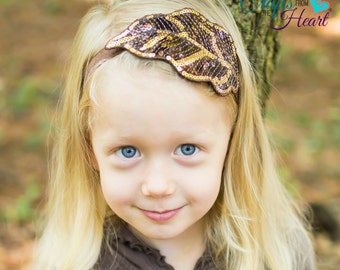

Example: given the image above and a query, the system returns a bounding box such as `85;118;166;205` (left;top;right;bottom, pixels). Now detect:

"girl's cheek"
100;170;138;195
101;179;130;205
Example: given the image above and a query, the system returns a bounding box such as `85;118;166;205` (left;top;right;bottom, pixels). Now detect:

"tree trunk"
226;0;282;112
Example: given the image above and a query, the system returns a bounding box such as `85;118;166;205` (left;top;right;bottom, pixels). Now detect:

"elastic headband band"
83;8;240;96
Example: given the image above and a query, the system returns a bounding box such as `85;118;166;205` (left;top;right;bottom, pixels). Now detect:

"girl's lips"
139;207;183;222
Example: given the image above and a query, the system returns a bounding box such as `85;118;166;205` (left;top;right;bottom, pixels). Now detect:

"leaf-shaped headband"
84;8;240;96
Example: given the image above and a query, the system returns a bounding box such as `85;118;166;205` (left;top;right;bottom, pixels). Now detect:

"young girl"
33;0;315;269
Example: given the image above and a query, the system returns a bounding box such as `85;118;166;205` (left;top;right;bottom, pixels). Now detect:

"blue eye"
175;144;198;156
116;146;140;158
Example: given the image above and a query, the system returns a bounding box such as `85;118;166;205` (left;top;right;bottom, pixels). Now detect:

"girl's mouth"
139;207;183;222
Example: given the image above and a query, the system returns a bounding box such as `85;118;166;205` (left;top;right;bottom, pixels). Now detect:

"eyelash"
115;144;199;159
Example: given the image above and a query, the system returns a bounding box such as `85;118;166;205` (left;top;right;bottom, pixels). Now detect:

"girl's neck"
154;232;205;270
129;220;206;270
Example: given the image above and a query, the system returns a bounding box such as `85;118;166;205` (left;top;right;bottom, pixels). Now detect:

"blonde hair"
33;0;313;269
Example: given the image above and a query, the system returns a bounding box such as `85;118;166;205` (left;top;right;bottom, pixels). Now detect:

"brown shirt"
94;220;315;270
94;221;216;270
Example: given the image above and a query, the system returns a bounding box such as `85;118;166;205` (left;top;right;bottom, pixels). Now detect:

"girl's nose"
141;160;176;198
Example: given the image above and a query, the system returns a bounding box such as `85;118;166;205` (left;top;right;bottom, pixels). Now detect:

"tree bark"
226;0;282;112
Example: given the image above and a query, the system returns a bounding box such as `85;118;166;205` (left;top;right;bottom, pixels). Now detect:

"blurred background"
0;0;339;269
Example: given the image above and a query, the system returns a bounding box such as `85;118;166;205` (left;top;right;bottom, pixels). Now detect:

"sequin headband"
84;8;240;96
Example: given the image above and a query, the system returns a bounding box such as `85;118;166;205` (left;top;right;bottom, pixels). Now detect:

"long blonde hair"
33;0;313;269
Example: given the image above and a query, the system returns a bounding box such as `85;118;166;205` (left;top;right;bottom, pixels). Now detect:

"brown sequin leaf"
105;8;240;96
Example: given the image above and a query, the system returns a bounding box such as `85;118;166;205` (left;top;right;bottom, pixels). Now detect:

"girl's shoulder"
288;228;316;270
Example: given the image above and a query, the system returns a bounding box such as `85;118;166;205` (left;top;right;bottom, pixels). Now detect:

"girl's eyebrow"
99;129;215;144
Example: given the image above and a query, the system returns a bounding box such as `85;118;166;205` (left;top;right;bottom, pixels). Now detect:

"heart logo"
310;0;330;13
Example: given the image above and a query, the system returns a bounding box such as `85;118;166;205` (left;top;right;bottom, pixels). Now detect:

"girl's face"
91;60;232;246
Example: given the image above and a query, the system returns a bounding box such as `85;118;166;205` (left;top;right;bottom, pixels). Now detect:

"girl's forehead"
93;59;228;108
90;74;233;148
90;60;233;130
